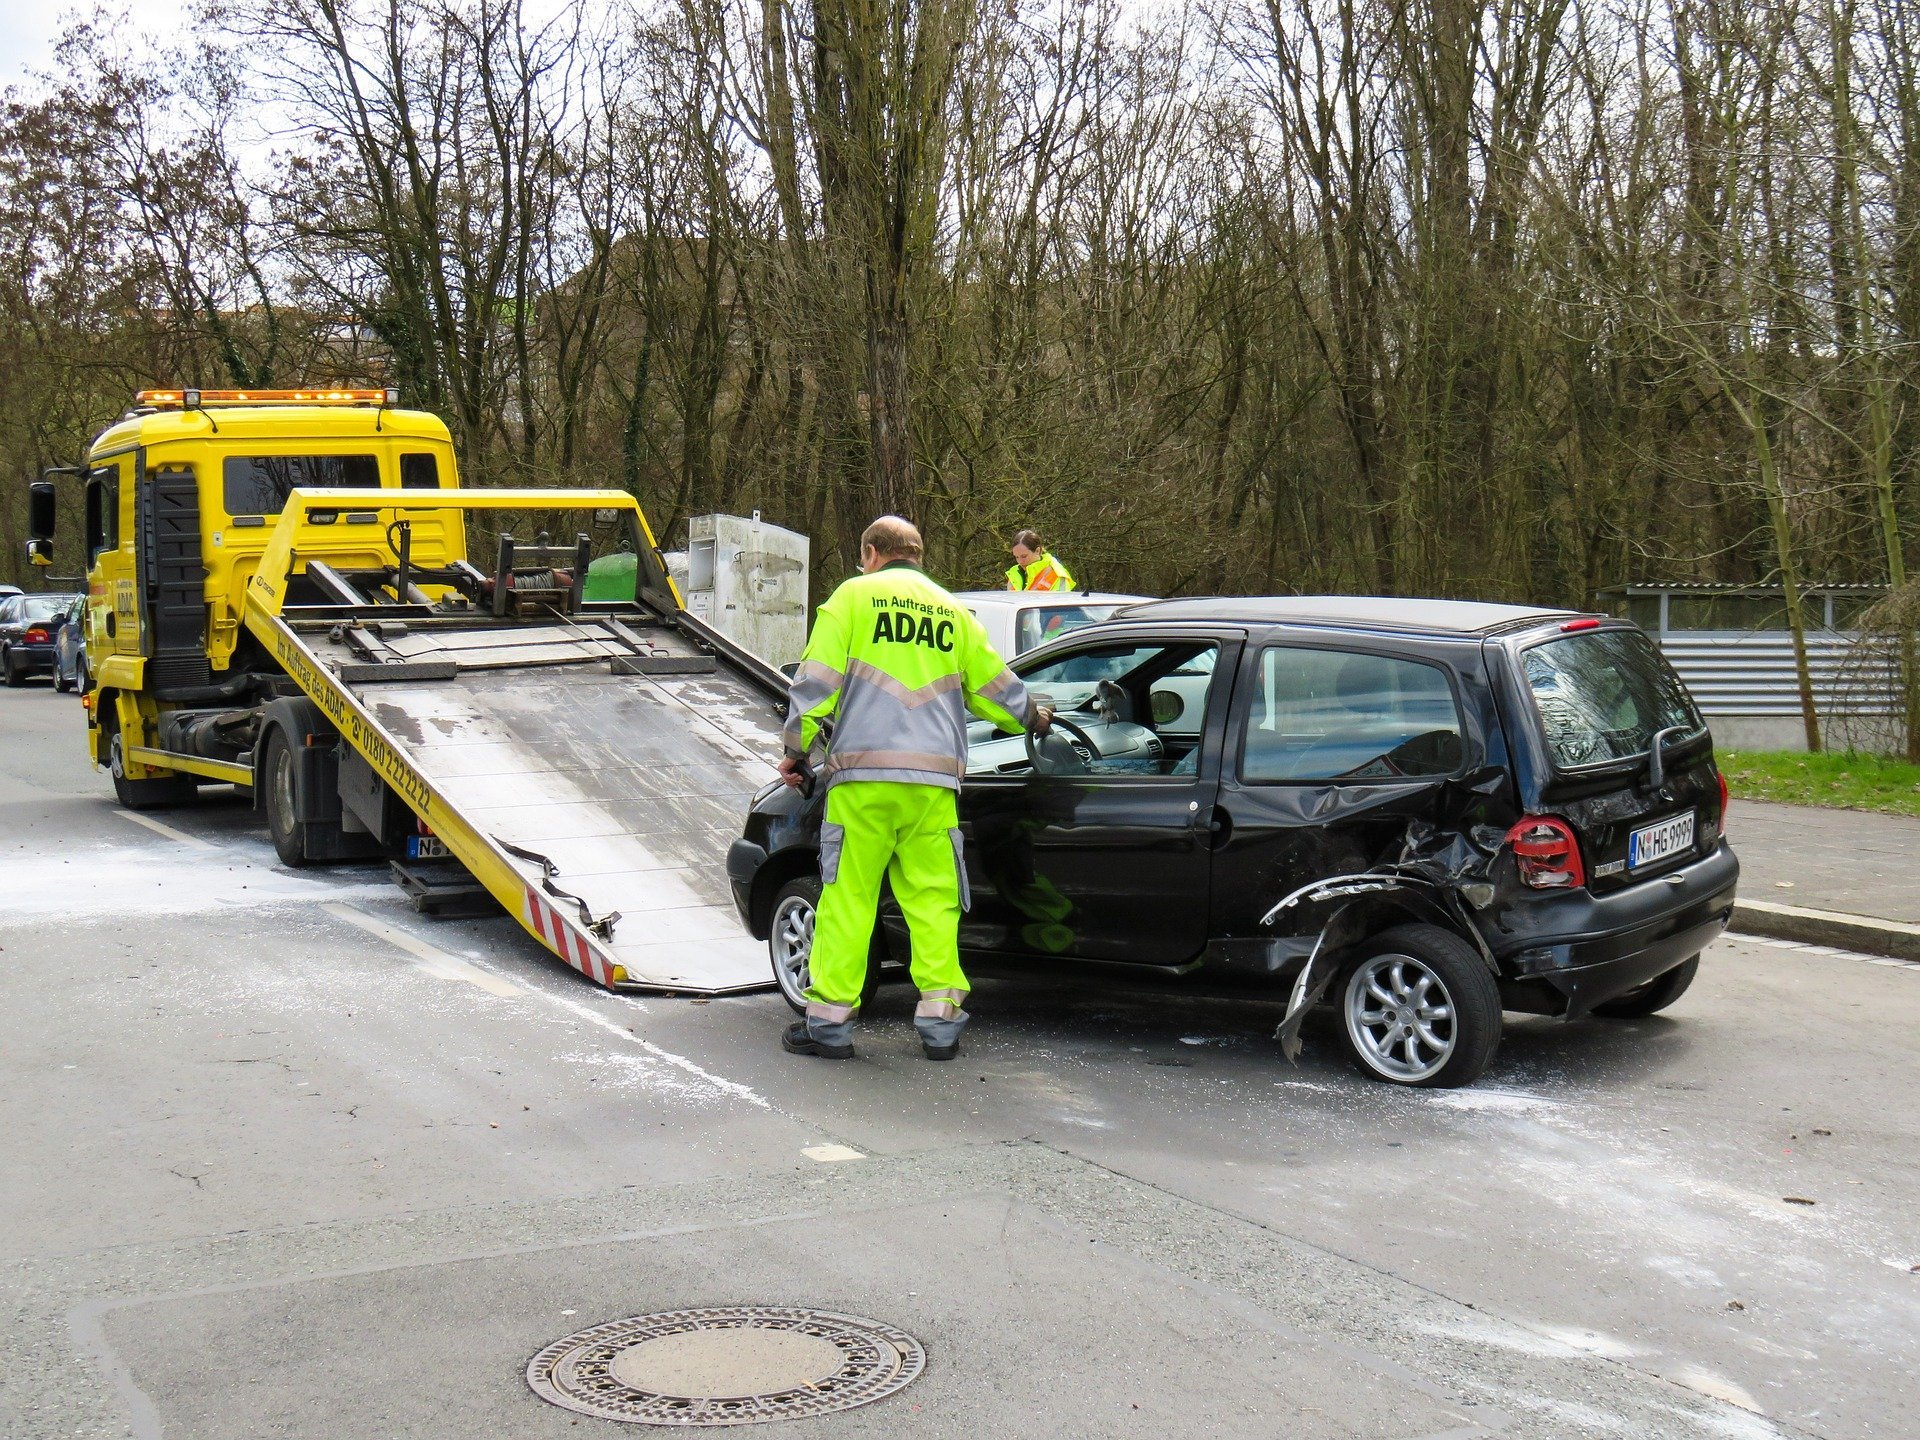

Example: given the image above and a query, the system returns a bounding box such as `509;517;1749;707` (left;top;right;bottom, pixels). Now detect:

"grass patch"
1718;749;1920;818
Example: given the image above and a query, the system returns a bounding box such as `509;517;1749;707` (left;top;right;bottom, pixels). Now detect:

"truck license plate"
1628;812;1694;870
407;835;450;860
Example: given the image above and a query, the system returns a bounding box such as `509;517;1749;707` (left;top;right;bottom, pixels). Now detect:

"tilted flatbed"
237;489;790;993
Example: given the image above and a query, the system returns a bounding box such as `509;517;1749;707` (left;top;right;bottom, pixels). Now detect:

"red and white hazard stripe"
524;887;615;988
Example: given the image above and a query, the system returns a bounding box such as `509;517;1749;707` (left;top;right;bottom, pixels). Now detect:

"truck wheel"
1;647;22;687
262;729;309;867
1338;924;1501;1089
1591;956;1699;1018
768;874;883;1017
103;712;195;811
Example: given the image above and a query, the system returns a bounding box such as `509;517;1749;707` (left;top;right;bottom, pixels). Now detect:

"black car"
0;592;80;686
52;593;89;693
729;597;1737;1088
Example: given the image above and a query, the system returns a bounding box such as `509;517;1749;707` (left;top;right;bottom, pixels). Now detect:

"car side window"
1241;646;1463;783
967;639;1219;779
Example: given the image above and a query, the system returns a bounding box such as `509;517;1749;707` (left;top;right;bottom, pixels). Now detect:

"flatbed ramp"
266;607;788;995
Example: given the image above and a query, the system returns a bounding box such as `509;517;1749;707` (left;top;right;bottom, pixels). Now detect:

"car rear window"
1241;647;1464;782
19;596;70;622
1016;603;1120;653
223;454;381;515
1521;629;1704;768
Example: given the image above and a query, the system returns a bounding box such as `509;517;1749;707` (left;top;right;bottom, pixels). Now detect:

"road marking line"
802;1144;866;1163
113;810;218;851
533;986;772;1110
324;903;523;997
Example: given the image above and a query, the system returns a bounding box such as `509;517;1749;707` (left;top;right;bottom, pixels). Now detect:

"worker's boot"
915;992;968;1061
782;1020;854;1060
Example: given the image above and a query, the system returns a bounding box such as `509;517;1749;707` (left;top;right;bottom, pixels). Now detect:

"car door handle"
1200;805;1233;847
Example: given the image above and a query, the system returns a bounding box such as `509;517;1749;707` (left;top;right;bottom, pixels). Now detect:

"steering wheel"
1025;713;1101;775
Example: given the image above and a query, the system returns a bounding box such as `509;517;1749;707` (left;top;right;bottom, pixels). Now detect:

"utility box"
682;513;809;668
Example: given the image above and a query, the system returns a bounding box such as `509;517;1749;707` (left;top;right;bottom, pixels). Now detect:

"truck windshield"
224;455;380;515
1522;629;1704;769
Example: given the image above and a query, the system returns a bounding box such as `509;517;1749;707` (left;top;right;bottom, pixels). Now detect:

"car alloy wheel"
770;887;816;1010
1345;952;1457;1083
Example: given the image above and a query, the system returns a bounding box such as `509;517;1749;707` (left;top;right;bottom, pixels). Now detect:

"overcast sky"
1;0;191;91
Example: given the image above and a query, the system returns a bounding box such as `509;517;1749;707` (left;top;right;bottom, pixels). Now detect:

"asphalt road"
1;679;1915;1439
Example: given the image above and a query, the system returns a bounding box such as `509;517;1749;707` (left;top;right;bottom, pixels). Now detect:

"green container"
584;550;638;602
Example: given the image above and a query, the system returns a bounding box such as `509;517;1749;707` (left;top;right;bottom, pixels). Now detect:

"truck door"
1207;639;1479;947
86;451;143;669
957;632;1238;965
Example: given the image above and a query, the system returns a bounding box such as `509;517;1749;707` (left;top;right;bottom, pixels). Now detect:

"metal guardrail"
1659;633;1899;716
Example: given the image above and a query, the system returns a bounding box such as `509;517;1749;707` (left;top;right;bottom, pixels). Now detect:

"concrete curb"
1732;899;1920;962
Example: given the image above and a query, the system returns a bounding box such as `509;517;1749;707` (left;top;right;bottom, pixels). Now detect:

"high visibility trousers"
805;780;970;1048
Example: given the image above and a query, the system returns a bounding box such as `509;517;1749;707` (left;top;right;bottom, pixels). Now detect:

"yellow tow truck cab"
26;388;792;996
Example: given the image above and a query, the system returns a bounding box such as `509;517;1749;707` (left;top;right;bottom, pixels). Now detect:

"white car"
953;589;1152;661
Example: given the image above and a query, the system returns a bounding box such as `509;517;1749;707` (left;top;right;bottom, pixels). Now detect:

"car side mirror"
28;480;56;543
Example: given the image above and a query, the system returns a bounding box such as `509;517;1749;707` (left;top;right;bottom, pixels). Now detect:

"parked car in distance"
0;592;81;686
0;583;21;600
730;596;1737;1088
52;593;89;693
953;589;1153;660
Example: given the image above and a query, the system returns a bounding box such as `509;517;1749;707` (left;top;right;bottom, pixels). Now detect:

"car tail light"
1507;816;1586;889
24;627;49;644
1717;768;1729;830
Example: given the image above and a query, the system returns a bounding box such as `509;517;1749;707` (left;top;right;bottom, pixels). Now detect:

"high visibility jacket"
1005;551;1074;592
784;561;1033;790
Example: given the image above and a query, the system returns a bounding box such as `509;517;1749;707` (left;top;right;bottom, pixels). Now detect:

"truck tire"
262;728;309;867
768;874;885;1017
1591;955;1699;1018
1337;923;1502;1089
102;710;196;811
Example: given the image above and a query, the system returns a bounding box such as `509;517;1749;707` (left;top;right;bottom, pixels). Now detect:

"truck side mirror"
28;479;56;542
26;538;53;567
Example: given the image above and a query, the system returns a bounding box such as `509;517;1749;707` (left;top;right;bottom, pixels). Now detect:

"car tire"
262;728;309;867
767;874;884;1017
54;662;72;694
76;658;90;695
1;647;22;687
103;711;195;811
1591;955;1699;1018
1338;923;1501;1089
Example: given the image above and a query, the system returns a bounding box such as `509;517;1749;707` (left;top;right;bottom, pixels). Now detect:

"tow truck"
26;388;789;994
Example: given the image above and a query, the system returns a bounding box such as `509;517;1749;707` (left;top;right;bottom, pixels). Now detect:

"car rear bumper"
7;643;56;671
1487;841;1739;1018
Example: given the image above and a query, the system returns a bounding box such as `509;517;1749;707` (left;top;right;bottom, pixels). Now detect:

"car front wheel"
1339;924;1501;1088
768;874;883;1017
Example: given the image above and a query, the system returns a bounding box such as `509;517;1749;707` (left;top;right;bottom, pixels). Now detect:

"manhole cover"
525;1306;926;1426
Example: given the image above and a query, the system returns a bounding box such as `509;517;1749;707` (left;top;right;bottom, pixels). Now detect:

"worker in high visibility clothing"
1006;529;1074;592
779;515;1051;1061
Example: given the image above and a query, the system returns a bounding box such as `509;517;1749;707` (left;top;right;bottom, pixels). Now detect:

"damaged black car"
728;597;1738;1088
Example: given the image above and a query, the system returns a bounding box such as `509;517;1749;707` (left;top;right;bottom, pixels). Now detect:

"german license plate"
407;835;450;860
1628;812;1694;870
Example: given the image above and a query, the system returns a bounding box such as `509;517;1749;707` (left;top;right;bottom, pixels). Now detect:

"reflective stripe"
846;658;964;709
978;666;1030;716
920;987;968;1004
824;749;965;779
807;1000;858;1024
795;659;845;688
915;999;962;1020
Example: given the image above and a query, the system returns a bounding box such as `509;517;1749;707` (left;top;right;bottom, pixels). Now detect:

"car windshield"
1015;603;1121;654
1522;629;1704;768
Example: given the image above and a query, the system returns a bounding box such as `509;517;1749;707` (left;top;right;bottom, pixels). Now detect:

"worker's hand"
1030;703;1054;736
777;753;808;790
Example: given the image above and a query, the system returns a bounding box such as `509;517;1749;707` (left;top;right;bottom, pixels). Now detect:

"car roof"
1114;595;1583;636
951;590;1153;610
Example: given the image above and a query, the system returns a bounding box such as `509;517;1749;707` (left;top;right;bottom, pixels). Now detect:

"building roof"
1115;595;1581;636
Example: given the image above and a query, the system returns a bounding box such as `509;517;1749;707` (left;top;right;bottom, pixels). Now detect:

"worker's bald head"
860;515;923;567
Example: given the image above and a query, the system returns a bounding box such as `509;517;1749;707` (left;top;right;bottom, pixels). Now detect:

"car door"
956;629;1241;965
1207;636;1484;948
